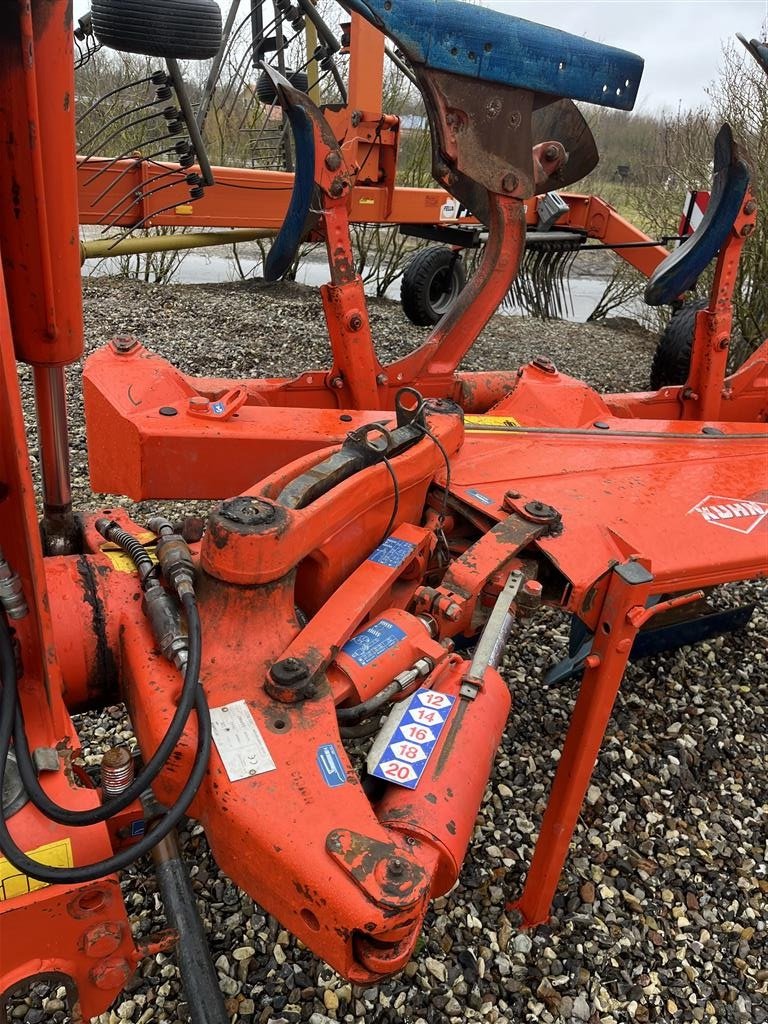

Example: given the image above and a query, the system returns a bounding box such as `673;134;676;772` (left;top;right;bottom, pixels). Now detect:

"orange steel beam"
77;164;669;278
346;14;386;113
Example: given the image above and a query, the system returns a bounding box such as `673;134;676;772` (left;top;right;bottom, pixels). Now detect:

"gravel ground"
11;278;767;1024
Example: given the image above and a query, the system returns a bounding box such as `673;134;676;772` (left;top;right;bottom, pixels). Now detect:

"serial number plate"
210;700;276;782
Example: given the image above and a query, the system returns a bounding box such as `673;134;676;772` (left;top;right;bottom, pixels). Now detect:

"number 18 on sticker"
368;688;455;790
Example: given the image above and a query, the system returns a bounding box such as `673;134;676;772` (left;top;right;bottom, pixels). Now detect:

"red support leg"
512;560;654;926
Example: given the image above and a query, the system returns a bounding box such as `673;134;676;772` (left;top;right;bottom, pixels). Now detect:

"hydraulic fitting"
0;548;28;619
143;584;189;671
148;517;196;599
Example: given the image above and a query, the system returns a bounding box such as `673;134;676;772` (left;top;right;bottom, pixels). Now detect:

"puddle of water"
83;250;639;323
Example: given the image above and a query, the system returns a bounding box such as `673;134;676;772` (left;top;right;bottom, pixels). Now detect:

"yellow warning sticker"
100;532;158;573
465;414;521;430
0;838;74;901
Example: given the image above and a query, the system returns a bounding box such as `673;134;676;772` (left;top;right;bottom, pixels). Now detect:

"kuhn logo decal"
689;495;768;534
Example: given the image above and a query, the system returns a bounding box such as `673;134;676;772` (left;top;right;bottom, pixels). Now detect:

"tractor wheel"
92;0;223;60
255;70;310;105
650;298;708;389
401;246;467;326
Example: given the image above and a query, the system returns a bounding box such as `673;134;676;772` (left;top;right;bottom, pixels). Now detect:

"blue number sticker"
369;689;456;790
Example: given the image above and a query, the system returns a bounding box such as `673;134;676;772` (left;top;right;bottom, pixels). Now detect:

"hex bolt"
444;602;462;622
501;173;519;193
347;312;363;332
387;857;406;878
376;373;388;386
532;356;556;374
744;200;757;215
741;223;755;236
330;376;344;389
329;178;345;198
267;656;314;703
325;151;342;171
112;336;139;355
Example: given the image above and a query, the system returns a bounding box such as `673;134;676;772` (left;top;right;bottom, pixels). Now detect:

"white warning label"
210;700;276;782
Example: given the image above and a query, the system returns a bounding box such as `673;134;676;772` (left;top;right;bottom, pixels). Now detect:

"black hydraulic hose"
336;678;401;725
12;592;202;826
0;609;212;884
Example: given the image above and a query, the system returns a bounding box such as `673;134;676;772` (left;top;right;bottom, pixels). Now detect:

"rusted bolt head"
531;355;556;374
178;515;205;543
523;500;560;524
220;496;276;528
387;857;406;878
81;921;124;959
501;173;519;194
444;602;462;622
330;376;344;389
273;657;307;681
101;746;132;772
329;178;345;198
543;145;560;162
376;373;388;386
112;336;139;354
741;223;755;236
346;311;363;332
325;151;342;171
188;396;209;410
266;657;314;703
502;489;522;511
744;199;757;215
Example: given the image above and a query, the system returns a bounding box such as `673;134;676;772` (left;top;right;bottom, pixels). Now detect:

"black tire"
255;70;310;105
401;246;467;326
650;298;708;389
92;0;223;60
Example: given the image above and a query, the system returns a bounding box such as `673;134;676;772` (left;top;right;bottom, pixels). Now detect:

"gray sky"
486;1;767;111
74;0;767;111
